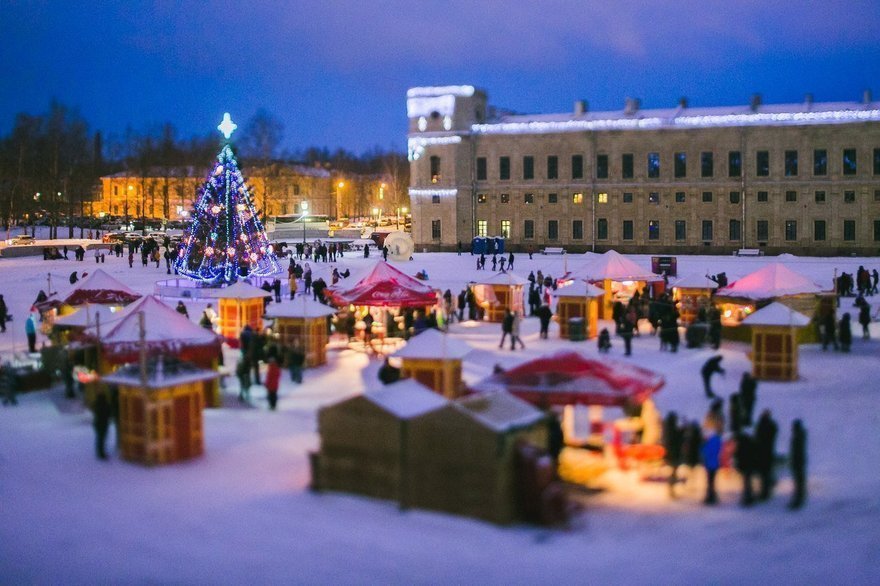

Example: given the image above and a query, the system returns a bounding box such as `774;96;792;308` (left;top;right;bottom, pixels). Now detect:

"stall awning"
716;263;828;300
573;249;661;282
325;261;437;308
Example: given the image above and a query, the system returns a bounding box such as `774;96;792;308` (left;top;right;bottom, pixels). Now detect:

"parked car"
8;235;36;245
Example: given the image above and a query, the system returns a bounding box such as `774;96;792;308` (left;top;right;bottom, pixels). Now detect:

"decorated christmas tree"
174;114;280;284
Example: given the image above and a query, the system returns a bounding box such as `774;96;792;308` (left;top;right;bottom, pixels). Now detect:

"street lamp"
396;206;408;231
300;201;309;245
335;181;345;220
372;207;380;228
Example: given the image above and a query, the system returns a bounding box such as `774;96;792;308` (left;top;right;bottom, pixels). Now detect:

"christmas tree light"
174;115;279;284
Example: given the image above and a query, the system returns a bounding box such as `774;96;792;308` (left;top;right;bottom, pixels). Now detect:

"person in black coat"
739;372;758;425
858;301;871;339
546;411;564;468
618;312;635;356
700;355;725;398
0;294;7;333
755;409;779;501
457;289;466;322
597;328;612;353
378;358;401;385
734;431;756;506
789;419;808;509
663;411;683;497
92;391;112;460
498;310;514;348
536;304;553;339
728;393;743;434
839;312;853;352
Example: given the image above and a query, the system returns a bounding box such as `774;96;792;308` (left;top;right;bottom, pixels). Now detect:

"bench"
543;247;566;255
734;248;763;257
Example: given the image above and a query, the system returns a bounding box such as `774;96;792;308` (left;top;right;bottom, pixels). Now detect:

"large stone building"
408;86;880;254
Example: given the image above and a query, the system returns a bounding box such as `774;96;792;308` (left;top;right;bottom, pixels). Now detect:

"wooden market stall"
206;280;271;344
551;281;606;340
51;303;119;346
472;271;528;322
88;295;223;407
741;302;811;381
390;328;472;398
670;274;719;325
35;268;142;332
102;358;219;466
573;250;661;320
715;263;832;342
264;296;338;367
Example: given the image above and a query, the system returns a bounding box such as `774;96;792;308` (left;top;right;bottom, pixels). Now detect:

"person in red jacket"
264;358;281;411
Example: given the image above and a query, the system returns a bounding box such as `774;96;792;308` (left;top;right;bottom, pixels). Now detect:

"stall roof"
671;274;720;290
101;358;220;390
364;379;449;419
53;303;120;329
741;301;811;327
325;261;438;308
574;250;661;282
456;391;545;432
470;350;664;407
60;269;142;306
717;263;828;300
205;280;272;300
391;328;473;360
264;296;338;319
472;271;530;286
552;281;606;298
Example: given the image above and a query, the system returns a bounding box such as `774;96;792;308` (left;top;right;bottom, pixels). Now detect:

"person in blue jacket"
25;311;37;353
701;429;722;505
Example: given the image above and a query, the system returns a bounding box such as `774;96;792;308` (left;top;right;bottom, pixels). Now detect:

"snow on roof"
473;271;530;286
391;329;472;360
53;304;120;328
455;391;545;433
99;295;219;346
363;379;449;419
671;274;720;290
717;263;828;300
552;281;606;298
574;250;660;282
61;269;141;306
470;99;880;134
264;297;338;319
206;280;272;300
101;358;220;389
325;261;438;308
741;302;811;327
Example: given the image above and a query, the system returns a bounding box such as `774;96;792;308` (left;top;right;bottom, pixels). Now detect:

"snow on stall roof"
574;249;660;282
552;280;606;298
472;271;530;286
101;358;220;389
52;304;121;328
391;328;472;360
205;280;272;300
456;391;545;433
717;263;828;300
98;295;218;345
264;297;338;319
741;301;812;327
60;268;141;304
670;274;720;290
363;379;449;419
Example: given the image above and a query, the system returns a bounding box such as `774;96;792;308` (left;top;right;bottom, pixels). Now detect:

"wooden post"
138;311;147;386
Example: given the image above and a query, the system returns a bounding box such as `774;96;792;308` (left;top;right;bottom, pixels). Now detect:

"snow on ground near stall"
2;250;880;583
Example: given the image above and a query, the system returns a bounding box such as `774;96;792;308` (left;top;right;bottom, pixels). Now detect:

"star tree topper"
218;113;237;139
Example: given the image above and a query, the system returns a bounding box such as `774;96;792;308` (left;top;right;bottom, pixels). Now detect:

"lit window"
477;193;487;204
500;220;511;238
597;193;608;203
572;193;584;204
477;220;488;237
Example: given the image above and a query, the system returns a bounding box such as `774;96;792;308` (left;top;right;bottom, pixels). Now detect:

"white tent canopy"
573;250;661;282
741;302;811;327
717;263;828;300
552;281;606;298
264;297;338;319
671;274;720;290
391;328;473;360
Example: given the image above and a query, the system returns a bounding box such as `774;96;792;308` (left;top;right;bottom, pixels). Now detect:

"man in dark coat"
546;412;564;468
93;391;112;460
739;372;758;425
735;431;756;506
378;358;401;385
789;419;808;509
536;304;553;339
457;289;466;322
0;294;7;333
499;310;514;349
707;305;722;349
618;311;635;356
700;355;725;398
663;411;683;497
755;409;779;501
839;312;853;352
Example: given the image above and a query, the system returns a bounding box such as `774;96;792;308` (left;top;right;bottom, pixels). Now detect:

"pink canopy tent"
325;261;438;308
574;250;661;282
469;350;664;407
88;295;221;365
716;263;828;300
37;269;141;311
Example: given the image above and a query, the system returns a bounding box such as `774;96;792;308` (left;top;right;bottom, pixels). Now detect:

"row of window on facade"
448;148;880;183
471;218;876;243
429;189;880;206
111;183;304;197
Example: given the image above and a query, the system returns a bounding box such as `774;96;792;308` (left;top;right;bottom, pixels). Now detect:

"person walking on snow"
701;426;722;505
701;355;725;398
755;409;779;501
510;310;526;350
789;419;808;510
499;310;514;349
92;391;112;460
25;311;37;353
264;357;281;410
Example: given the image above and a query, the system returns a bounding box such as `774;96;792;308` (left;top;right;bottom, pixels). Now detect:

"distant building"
407;86;880;254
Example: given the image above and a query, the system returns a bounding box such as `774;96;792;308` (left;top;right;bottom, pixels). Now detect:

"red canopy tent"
325;261;438;308
59;269;141;306
469;350;664;407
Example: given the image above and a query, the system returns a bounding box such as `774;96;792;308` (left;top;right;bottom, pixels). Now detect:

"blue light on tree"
174;115;279;284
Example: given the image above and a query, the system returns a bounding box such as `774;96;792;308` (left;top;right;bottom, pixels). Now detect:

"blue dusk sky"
2;0;879;154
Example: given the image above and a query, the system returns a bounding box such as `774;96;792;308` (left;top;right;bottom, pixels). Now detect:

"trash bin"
568;317;585;342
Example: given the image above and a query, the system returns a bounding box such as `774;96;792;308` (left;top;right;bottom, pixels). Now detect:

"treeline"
0;101;407;232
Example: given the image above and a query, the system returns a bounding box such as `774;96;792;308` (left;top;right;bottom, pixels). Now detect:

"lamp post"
396;206;408;231
301;201;309;245
335;181;345;220
372;207;380;228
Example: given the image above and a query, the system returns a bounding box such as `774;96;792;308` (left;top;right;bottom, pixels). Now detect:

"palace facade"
407;86;880;254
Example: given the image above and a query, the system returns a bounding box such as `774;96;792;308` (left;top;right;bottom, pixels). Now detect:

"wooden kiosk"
670;274;719;325
575;250;660;320
264;297;338;367
552;281;605;340
742;302;811;381
102;358;219;466
391;329;472;398
208;281;271;344
472;271;528;322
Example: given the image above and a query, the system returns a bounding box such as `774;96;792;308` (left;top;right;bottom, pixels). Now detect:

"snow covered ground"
1;245;879;583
